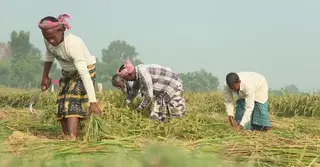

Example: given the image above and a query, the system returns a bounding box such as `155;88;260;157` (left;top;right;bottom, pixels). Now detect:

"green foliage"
98;40;144;89
95;60;113;89
0;32;148;90
269;88;287;96
8;31;32;58
0;30;222;92
283;84;300;94
0;30;62;88
0;30;42;87
48;62;62;79
102;40;143;65
0;59;11;85
0;29;264;97
269;84;300;96
179;69;219;92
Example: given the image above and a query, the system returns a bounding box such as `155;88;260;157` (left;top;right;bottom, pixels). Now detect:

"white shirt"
223;72;268;127
43;33;97;102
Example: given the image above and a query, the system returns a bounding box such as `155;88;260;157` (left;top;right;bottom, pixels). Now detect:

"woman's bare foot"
64;135;77;141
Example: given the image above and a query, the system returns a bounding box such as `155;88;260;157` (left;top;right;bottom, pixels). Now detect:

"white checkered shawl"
132;64;182;109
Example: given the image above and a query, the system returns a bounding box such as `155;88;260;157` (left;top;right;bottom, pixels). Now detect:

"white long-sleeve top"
223;72;268;127
43;33;97;103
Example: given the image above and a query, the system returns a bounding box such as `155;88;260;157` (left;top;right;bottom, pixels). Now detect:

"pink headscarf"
117;59;135;78
38;14;72;31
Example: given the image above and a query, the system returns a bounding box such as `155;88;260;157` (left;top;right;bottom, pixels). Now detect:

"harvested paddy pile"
0;91;319;167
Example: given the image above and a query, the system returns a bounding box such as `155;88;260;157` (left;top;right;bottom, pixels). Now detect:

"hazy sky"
1;0;319;91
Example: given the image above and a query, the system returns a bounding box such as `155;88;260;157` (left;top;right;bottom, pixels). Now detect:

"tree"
179;69;219;92
283;84;300;94
269;84;300;96
8;31;32;59
48;62;62;79
102;40;143;65
6;30;43;88
269;88;286;96
95;59;112;88
98;40;143;89
0;58;11;86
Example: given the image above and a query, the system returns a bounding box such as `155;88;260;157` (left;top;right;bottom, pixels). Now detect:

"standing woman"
38;14;101;140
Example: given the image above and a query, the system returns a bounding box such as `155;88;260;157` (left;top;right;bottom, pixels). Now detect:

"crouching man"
117;59;186;122
223;72;271;131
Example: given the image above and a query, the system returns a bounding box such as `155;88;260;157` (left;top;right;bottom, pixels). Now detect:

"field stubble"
0;89;319;167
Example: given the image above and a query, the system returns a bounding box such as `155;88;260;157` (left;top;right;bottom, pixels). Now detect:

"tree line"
0;30;303;94
0;30;220;92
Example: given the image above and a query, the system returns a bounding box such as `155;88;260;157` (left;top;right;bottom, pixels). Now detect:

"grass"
0;89;319;166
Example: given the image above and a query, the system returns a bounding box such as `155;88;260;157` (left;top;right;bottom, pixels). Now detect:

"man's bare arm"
42;62;53;78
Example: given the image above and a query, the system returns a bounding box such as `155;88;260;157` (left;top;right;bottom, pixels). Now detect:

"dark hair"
111;74;123;87
118;64;125;72
226;72;240;88
40;16;58;23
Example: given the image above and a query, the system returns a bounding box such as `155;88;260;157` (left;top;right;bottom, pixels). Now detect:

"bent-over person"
223;72;271;131
112;74;143;104
116;59;186;122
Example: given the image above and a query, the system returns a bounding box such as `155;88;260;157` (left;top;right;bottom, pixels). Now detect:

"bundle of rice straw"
83;114;108;142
